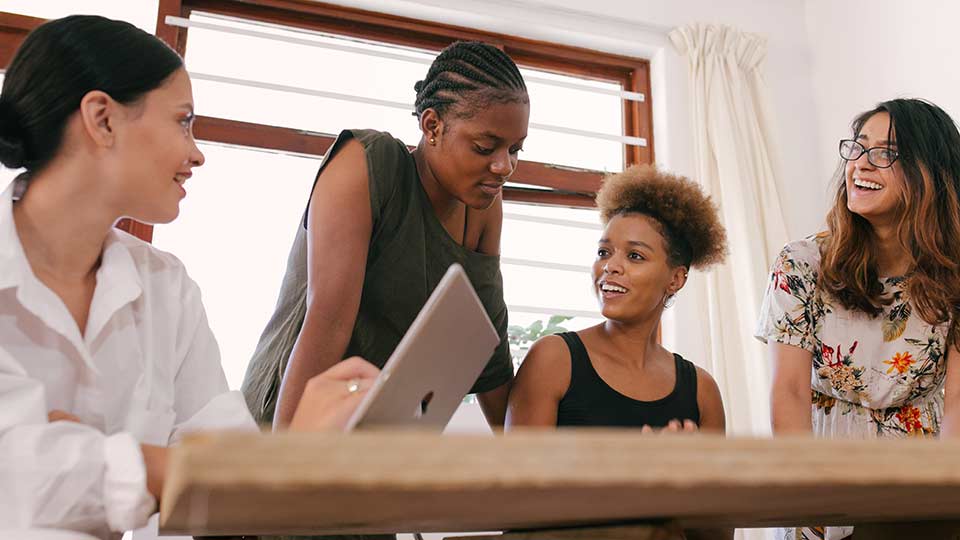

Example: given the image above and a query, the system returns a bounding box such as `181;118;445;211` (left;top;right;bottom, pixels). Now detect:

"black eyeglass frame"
838;139;900;169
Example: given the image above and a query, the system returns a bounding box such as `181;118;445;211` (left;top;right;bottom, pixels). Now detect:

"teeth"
601;284;627;293
174;175;187;186
854;179;883;190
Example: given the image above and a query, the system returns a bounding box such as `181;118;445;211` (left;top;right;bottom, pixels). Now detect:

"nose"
603;255;624;275
854;149;873;171
189;137;205;168
489;150;515;180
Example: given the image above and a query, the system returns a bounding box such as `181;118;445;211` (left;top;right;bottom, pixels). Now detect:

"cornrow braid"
414;41;527;119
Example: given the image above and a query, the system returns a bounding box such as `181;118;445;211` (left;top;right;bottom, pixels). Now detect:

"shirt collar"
0;179;144;349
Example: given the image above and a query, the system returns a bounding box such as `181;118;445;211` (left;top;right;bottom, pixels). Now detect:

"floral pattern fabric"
756;236;950;540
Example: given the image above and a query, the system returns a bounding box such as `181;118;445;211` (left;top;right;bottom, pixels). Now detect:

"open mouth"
853;178;883;191
599;282;628;297
173;174;189;187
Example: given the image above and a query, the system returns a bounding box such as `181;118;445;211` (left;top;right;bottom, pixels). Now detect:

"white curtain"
667;24;789;438
668;22;790;540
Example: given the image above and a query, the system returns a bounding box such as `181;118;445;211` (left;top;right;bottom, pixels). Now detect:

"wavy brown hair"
595;164;727;270
820;98;960;344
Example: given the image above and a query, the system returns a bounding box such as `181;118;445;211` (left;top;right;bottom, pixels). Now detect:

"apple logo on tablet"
415;391;435;418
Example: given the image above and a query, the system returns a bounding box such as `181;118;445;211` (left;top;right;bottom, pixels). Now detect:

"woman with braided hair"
242;41;529;431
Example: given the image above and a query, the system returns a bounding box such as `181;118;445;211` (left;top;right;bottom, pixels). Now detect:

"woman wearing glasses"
757;98;960;539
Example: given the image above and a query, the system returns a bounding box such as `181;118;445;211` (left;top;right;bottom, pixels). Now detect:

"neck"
869;219;911;277
412;143;461;221
598;313;664;370
12;160;117;282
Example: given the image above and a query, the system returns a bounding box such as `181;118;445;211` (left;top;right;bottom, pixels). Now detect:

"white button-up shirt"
0;182;257;539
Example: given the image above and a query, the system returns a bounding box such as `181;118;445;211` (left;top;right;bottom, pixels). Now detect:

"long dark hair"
820;98;960;344
0;15;183;172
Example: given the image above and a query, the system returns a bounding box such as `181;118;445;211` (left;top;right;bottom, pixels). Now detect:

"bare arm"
695;367;726;434
146;357;380;504
769;342;813;435
274;140;373;428
505;335;571;429
478;381;512;428
941;343;960;438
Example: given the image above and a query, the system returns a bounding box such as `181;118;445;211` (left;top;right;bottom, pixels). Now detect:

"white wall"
804;0;960;184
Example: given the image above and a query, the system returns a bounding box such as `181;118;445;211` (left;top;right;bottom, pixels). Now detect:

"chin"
466;193;498;211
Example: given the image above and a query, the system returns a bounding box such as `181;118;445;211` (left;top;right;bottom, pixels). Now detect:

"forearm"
478;380;512;429
273;335;347;429
771;385;812;435
942;392;960;438
141;444;168;501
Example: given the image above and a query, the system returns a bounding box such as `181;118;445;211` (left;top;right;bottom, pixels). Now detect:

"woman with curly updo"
506;165;728;432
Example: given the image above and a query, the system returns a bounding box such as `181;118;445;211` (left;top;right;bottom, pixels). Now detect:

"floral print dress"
755;236;950;540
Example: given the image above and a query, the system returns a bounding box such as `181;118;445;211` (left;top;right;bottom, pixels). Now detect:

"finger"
666;419;681;431
48;410;81;423
640;424;654;434
683;419;698;432
323;357;381;380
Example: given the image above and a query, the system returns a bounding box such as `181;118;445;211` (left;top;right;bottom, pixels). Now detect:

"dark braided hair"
413;41;528;120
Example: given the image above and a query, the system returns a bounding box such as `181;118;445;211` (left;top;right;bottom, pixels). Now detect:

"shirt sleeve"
754;240;820;353
168;275;258;445
0;348;155;533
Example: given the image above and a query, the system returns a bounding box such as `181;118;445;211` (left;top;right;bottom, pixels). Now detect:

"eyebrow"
598;239;654;250
856;134;896;146
477;131;503;141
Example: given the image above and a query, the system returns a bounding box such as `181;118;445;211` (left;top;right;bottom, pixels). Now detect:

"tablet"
345;263;501;431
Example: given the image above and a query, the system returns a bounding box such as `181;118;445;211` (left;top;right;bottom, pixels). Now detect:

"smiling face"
845;112;907;225
423;100;529;210
592;213;687;323
109;68;205;224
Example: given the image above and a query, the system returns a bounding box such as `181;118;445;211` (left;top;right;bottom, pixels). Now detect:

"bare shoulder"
692;364;726;433
515;333;573;397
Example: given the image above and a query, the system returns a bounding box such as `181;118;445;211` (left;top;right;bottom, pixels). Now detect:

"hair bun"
0;99;27;169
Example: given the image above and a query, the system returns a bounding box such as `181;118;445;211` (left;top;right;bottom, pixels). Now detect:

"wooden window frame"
0;1;654;242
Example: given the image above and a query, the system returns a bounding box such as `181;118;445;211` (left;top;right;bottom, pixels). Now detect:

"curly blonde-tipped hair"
595;165;728;270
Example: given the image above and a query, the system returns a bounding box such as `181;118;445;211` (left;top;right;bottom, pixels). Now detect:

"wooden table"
159;430;960;537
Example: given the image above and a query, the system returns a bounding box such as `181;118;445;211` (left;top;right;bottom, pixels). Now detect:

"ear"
666;265;689;296
78;90;119;148
419;108;444;143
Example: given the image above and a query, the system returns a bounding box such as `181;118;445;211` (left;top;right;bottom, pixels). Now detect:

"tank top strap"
556;331;594;381
673;354;699;404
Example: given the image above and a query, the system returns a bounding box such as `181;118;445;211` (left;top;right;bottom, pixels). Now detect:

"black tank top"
555;331;701;428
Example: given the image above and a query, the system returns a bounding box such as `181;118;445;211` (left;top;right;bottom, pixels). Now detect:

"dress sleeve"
754;240;821;353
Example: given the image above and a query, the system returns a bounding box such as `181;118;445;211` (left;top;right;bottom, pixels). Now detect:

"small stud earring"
429;137;436;145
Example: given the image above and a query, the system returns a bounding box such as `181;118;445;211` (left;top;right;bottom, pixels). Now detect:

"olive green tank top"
241;129;513;425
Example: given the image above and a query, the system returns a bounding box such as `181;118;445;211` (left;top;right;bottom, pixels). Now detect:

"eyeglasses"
838;139;899;168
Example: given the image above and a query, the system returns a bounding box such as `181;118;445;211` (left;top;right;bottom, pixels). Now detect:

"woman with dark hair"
0;15;377;539
758;98;960;539
505;165;728;433
242;41;529;430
